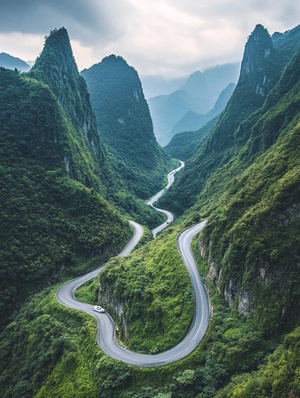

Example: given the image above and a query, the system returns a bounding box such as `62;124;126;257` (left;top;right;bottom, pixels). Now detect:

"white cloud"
0;0;298;77
0;32;44;64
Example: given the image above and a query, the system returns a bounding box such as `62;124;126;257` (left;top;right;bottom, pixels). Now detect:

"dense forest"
0;23;299;398
0;28;165;330
81;55;170;199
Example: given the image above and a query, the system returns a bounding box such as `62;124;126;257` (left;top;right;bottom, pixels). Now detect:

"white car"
94;305;105;313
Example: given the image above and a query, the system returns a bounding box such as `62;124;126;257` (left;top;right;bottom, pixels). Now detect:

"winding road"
147;160;184;237
56;163;210;367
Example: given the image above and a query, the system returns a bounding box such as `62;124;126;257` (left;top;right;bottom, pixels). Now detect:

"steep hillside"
159;24;300;337
160;24;300;214
0;67;131;329
29;28;110;192
82;55;169;199
27;29;163;222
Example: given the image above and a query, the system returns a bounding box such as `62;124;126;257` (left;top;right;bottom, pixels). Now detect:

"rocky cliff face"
205;24;277;153
240;24;275;91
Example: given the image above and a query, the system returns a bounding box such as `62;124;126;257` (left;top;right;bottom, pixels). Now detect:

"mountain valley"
0;23;299;398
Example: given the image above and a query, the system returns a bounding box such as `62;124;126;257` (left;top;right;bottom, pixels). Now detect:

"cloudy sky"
0;0;298;77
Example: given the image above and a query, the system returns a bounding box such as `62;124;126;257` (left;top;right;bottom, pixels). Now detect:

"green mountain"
27;29;162;224
0;29;132;329
29;28;110;192
160;24;300;214
81;55;169;199
159;23;300;336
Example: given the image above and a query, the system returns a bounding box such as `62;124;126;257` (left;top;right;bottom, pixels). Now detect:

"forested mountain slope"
29;28;111;193
159;23;300;337
82;55;169;199
164;116;219;161
160;24;300;214
0;30;132;329
164;83;236;161
28;28;164;223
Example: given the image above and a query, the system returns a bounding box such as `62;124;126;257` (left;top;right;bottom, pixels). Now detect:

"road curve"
147;161;184;238
56;220;210;366
56;221;143;311
56;164;210;366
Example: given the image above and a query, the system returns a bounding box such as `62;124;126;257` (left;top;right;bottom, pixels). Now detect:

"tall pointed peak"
29;27;103;161
43;28;72;58
29;27;82;121
240;24;274;79
31;27;77;73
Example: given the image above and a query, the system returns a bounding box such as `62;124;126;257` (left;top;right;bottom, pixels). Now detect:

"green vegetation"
28;28;111;194
0;66;132;329
0;288;132;398
1;236;292;398
217;326;300;398
97;227;194;353
161;40;300;339
0;162;131;328
81;55;172;199
159;24;300;215
164;116;219;161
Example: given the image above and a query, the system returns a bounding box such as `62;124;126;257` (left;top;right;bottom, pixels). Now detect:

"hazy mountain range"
146;63;240;145
0;52;31;71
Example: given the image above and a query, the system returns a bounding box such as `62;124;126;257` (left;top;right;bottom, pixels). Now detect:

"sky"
0;0;299;78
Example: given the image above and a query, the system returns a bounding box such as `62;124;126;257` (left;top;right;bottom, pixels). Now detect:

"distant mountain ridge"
0;52;31;71
170;82;236;138
148;63;240;145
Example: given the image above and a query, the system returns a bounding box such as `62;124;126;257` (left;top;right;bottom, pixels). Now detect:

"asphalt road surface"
147;161;185;237
56;166;210;367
